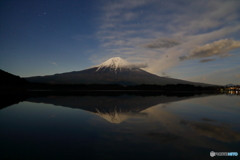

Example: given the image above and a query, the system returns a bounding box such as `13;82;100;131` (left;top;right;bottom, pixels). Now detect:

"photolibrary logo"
210;151;238;157
210;151;215;157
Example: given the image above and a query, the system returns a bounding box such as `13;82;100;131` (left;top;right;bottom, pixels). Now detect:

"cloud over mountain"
127;63;148;68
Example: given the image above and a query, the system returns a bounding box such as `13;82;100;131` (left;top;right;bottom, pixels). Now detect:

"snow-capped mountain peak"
95;57;132;71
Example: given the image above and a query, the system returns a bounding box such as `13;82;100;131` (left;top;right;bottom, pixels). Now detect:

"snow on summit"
96;57;130;70
95;57;147;72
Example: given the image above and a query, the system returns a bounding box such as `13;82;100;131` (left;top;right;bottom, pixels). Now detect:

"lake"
1;92;239;160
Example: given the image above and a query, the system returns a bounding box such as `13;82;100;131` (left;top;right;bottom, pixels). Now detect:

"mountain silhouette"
0;69;28;85
0;69;29;94
25;57;213;86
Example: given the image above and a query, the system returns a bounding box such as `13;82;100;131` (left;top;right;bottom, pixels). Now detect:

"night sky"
1;0;240;85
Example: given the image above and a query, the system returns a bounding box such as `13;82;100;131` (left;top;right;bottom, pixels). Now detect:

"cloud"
143;38;181;49
127;63;148;68
180;39;240;61
49;62;57;65
199;59;216;63
91;59;148;69
91;0;240;85
161;72;171;78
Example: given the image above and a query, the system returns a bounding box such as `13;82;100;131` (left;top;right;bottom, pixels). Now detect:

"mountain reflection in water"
0;92;239;160
26;93;208;124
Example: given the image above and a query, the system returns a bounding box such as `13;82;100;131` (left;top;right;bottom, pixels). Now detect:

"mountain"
0;69;29;94
0;69;28;85
25;57;212;86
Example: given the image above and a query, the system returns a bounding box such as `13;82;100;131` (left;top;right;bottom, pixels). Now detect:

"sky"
0;0;240;85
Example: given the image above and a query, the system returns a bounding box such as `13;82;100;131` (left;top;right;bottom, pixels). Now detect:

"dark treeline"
1;89;223;110
27;83;219;91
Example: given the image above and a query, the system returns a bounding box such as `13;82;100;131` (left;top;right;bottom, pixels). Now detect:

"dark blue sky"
1;0;100;76
1;0;240;85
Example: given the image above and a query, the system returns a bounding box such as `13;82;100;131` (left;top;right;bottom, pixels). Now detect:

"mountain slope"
25;57;213;86
0;69;28;85
0;69;29;94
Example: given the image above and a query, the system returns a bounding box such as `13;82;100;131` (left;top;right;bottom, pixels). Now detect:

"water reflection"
180;119;240;143
95;108;147;124
225;90;240;95
0;92;239;160
26;93;210;124
26;93;240;144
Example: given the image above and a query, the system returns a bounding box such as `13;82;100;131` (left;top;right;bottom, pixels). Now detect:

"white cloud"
127;63;148;68
180;39;240;60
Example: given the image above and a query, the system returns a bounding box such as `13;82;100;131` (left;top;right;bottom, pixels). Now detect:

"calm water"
1;92;240;160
